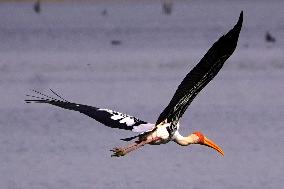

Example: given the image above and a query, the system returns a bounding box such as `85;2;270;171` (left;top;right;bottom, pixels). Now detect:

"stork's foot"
110;147;127;157
110;140;148;157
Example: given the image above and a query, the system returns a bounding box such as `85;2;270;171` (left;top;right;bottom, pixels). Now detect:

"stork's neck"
173;132;198;146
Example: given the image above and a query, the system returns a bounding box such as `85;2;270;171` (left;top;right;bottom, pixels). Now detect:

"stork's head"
191;131;224;156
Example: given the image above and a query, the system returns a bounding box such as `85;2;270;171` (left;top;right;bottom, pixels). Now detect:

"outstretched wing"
25;90;154;132
156;11;243;125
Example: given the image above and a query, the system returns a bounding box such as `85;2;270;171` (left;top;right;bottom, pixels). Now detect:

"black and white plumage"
25;12;243;157
25;90;154;133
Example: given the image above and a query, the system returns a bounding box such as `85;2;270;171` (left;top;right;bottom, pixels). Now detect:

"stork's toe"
110;148;126;157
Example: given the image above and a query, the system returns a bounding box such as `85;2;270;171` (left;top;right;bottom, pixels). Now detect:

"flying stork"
25;12;243;157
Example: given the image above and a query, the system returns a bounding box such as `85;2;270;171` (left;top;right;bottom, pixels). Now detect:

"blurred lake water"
0;1;283;189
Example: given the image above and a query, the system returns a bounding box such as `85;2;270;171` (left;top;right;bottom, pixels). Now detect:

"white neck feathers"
173;132;198;146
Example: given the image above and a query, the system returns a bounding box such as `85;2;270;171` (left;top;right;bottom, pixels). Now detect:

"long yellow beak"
203;137;224;156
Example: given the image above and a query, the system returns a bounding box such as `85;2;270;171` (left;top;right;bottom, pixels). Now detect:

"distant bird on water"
101;9;108;16
111;40;122;45
33;0;41;14
25;12;243;157
162;1;173;15
265;31;276;43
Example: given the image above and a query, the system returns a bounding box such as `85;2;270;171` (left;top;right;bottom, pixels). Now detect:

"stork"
25;12;243;157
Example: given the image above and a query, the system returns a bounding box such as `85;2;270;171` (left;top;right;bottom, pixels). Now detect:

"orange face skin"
193;131;224;156
193;131;205;143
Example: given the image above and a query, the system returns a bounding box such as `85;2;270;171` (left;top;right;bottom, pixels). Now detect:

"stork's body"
25;12;243;157
111;121;224;157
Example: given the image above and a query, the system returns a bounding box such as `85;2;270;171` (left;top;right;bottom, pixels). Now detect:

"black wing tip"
235;11;243;33
226;11;243;37
25;89;66;104
218;11;243;52
240;10;243;17
240;11;243;21
239;11;243;22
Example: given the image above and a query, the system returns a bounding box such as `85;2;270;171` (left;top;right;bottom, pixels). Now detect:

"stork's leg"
110;139;150;157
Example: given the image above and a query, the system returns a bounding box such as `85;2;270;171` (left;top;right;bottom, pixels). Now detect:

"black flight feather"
25;90;148;131
156;11;243;125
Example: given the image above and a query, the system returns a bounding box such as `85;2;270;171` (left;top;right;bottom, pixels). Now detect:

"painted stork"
25;12;243;157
